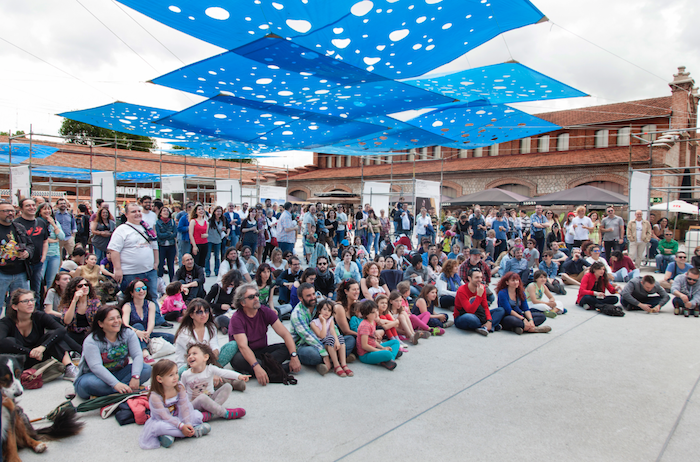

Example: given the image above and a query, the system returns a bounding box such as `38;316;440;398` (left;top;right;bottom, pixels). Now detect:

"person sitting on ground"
73;305;151;398
538;251;566;295
412;284;452;333
453;268;504;337
255;263;277;315
205;269;244;334
228;283;302;385
526;270;566;317
59;277;102;347
691;246;700;270
74;253;102;288
523;239;540;270
671;268;700;317
314;256;336;299
661;250;692;291
60;246;86;277
290;283;356;376
584;244;619;282
576;262;620;311
275;256;303;305
550;242;569;262
161;282;186;322
503;247;530;284
391;244;411;271
356;299;401;371
404;254;430;297
655;230;678;274
496;272;551;335
561;248;592;286
44;272;72;319
241;245;260;276
176;254;206;302
436;258;462;310
218;247;252;284
335;249;362;285
620;274;670;313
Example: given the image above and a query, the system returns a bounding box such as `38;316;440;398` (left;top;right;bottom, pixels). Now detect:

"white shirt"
217;257;249;284
140;210;157;229
636;220;643;242
337;212;347;231
401;211;410;230
181;365;243;400
585;256;612;274
107;223;157;274
571;216;593;241
416;214;431;235
174;327;221;368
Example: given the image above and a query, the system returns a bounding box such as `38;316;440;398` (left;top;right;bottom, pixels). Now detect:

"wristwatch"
132;375;140;380
290;352;298;358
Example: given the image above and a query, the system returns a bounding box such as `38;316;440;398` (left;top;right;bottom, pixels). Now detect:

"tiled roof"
536;96;673;127
287;145;654;181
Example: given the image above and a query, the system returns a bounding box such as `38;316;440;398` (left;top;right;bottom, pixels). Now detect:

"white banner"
161;175;185;194
215;179;240;206
414;179;441;238
629;171;651;220
91;172;116;215
259;185;287;206
362;181;391;216
9;165;30;205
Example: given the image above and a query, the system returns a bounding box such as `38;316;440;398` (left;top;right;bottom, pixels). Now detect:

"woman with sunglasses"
205;269;244;335
174;299;221;370
58;277;102;347
121;279;175;363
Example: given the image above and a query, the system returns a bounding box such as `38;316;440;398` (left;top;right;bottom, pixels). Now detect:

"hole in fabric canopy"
351;1;374;16
272;2;284;9
412;43;422;49
261;114;272;117
476;110;486;114
205;7;230;20
309;125;319;130
214;114;227;119
376;45;386;51
124;116;138;120
432;121;443;127
256;78;273;84
315;89;329;94
274;121;286;125
389;29;409;41
278;90;293;96
282;131;293;135
425;44;435;50
332;38;351;48
416;16;426;23
286;19;312;33
442;23;452;29
364;57;381;65
168;6;181;13
119;119;131;124
333;27;344;34
426;0;443;3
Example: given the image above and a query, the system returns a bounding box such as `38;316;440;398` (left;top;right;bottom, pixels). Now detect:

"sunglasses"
244;293;260;300
592;250;600;253
134;286;147;292
678;256;687;259
77;282;89;288
688;277;698;282
194;308;210;315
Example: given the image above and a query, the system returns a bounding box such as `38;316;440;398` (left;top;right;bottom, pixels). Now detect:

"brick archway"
323;184;353;193
485;177;536;196
441;179;463;197
567;174;628;191
289;185;311;200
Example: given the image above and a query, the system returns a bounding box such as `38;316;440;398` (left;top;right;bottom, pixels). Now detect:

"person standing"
139;196;157;229
277;202;298;255
188;203;210;270
468;209;486;249
90;207;116;263
571;206;594;248
626;210;652;268
0;200;34;310
177;202;194;264
14;198;48;308
529;205;549;255
415;208;431;249
600;206;625;259
108;203;159;302
224;202;240;251
207;206;226;277
156;206;177;282
75;204;91;251
54;198;77;258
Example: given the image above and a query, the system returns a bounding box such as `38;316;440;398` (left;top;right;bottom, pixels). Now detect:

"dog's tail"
36;408;84;440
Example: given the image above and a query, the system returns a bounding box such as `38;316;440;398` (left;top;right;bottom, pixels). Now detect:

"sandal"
342;365;354;377
334;366;347;377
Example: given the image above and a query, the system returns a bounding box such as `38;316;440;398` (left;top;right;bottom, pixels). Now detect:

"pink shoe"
143;356;155;364
224;408;246;420
201;411;213;422
399;346;409;353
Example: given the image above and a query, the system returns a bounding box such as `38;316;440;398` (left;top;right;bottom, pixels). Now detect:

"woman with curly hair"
122;279;175;362
496;272;550;334
58;277;102;346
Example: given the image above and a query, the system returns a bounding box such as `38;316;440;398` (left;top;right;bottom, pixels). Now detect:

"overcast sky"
0;0;697;168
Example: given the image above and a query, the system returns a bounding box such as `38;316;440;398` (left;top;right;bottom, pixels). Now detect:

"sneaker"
533;325;552;333
346;353;357;363
219;326;228;335
544;311;557;318
316;364;329;376
63;364;79;382
561;309;568;315
224;408;246;420
443;320;454;328
493;324;503;332
431;327;441;336
695;310;699;318
159;321;174;328
395;350;403;359
201;411;213;422
476;327;489;336
193;423;211;438
418;330;431;339
399;346;409;353
558;286;567;296
411;332;421;345
582;304;592;311
379;360;397;371
159;435;175;448
514;327;524;335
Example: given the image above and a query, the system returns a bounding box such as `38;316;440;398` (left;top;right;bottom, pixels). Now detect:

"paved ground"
16;262;700;462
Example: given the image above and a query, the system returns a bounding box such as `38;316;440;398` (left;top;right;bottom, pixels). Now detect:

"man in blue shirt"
530;205;548;256
503;248;529;284
225;202;241;249
54;197;77;258
469;208;486;249
177;201;194;263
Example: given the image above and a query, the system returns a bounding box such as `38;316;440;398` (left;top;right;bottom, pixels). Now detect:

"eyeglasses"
678;256;687;259
318;262;327;265
244;292;260;300
687;277;698;282
134;286;147;292
76;282;89;288
17;299;36;305
194;308;210;315
592;250;600;253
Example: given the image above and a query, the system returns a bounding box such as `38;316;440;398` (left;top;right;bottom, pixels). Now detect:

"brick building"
285;68;699;206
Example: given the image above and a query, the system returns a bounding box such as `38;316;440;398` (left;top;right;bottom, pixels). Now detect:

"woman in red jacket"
577;261;620;309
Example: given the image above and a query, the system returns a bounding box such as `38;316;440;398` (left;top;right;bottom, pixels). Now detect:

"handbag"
20;358;65;389
271;237;279;247
147;337;176;359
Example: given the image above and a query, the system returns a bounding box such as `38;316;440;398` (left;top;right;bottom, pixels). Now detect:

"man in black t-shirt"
14;198;48;308
0;200;35;312
175;253;205;302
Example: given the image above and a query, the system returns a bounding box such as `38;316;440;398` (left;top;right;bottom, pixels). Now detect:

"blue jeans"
454;306;505;331
335;230;346;246
120;269;166;325
297;335;357;366
0;271;29;313
417;233;427;248
369;233;380;256
95;248;107;264
158;245;176;281
29;262;44;310
229;233;239;250
73;363;152;399
207;242;222;276
279;241;295;255
655;254;675;273
613;267;640;282
649;238;659;259
178;239;191;264
43;255;61;289
358;339;400;364
132;323;175;351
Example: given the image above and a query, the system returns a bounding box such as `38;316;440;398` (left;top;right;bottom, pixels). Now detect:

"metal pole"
28;124;33;197
8;132;12;201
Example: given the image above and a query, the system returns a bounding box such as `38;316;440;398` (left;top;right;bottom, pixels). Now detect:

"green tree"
0;130;25;136
59;119;155;152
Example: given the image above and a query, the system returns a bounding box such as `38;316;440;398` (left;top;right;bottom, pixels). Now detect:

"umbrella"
33;391;143;423
650;200;699;214
531;186;628;206
442;188;533;207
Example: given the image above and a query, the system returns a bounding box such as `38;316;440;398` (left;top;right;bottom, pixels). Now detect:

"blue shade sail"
0;143;59;163
404;103;561;148
403;62;588;105
58;103;214;143
151;37;454;119
30;166;93;181
155;94;386;148
117;0;545;79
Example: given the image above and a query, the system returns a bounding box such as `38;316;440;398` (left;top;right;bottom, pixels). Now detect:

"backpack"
260;353;297;385
598;304;625;317
76;215;87;237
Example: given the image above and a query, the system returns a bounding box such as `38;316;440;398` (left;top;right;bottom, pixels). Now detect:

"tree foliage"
59;119;155;152
0;130;25;136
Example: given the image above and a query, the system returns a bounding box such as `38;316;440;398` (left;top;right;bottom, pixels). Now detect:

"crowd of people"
0;194;695;449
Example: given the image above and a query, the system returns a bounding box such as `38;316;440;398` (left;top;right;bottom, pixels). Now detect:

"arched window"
326;156;333;168
595;130;609;148
538;135;550;153
557;133;570;151
489;144;499;156
498;183;531;197
441;186;459;199
520;137;531;154
289;189;308;201
617;127;631;146
641;124;657;142
578;181;625;194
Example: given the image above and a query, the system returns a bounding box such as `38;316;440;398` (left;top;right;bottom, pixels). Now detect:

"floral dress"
257;215;266;248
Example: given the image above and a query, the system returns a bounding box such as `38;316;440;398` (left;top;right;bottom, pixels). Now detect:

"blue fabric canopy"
0;143;59;164
118;0;545;79
30;166;93;181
